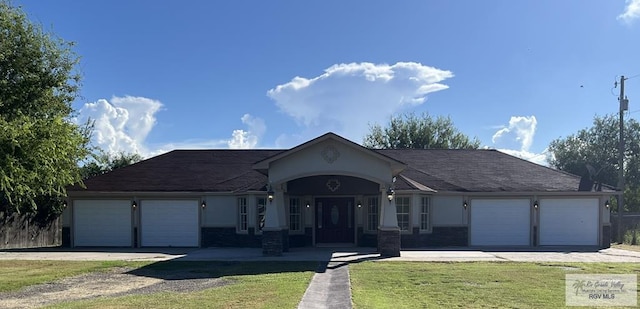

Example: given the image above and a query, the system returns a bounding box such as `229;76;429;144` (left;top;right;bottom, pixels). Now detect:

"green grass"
5;260;639;308
613;243;640;252
46;261;317;309
623;228;640;245
350;261;640;309
0;260;151;293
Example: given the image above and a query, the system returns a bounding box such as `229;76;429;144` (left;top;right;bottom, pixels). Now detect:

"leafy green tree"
0;1;90;214
548;114;640;212
81;151;143;179
363;112;481;149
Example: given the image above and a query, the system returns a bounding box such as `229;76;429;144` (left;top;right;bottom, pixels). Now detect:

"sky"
13;0;640;165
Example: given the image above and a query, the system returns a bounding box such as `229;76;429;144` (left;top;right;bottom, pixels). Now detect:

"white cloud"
267;62;453;146
492;116;537;152
78;95;162;155
497;148;550;166
227;114;266;149
618;0;640;24
78;96;265;157
491;115;549;165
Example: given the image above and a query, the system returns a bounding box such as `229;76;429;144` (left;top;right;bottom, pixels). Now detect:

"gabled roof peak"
252;132;407;174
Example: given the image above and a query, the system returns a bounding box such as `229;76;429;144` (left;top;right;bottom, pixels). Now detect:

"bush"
623;225;640;245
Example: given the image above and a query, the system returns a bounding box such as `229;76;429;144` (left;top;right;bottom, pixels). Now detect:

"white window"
289;197;302;232
366;196;379;232
396;196;411;232
420;196;430;232
256;197;266;233
237;197;248;232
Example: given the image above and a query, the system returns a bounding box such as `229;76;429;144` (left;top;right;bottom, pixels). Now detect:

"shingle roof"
377;149;598;192
70;147;609;194
71;150;281;192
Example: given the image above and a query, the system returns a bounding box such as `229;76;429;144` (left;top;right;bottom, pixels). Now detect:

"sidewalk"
297;262;352;309
1;246;640;262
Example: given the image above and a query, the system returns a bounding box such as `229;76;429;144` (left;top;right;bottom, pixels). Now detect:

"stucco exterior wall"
268;141;393;184
432;196;465;226
61;206;71;227
203;195;236;227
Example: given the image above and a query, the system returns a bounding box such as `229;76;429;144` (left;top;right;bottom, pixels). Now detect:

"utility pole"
617;76;628;243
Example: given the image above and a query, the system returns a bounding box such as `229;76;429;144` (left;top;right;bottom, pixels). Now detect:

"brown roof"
71;150;281;192
377;149;601;192
70;147;610;194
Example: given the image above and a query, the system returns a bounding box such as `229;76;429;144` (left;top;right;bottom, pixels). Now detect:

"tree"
81;151;144;179
548;114;640;212
363;112;481;149
0;1;90;214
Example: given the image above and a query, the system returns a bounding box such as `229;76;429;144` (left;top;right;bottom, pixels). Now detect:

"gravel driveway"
0;266;231;309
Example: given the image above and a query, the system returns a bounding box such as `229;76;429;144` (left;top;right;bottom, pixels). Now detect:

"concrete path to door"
297;261;352;309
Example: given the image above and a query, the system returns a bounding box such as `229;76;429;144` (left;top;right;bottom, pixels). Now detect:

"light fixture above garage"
201;201;206;209
605;200;610;209
463;201;468;209
534;201;539;209
131;201;137;209
387;188;394;201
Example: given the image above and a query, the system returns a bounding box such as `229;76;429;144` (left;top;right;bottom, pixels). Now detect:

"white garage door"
471;199;531;246
539;198;599;246
140;200;199;247
74;200;132;247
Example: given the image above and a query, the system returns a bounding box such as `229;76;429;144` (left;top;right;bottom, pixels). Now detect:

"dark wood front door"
315;197;354;243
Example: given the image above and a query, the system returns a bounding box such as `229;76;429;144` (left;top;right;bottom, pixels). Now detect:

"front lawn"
3;260;639;308
0;260;316;309
50;261;317;309
0;260;150;293
350;261;640;308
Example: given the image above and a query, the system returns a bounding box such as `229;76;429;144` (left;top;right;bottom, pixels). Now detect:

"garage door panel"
471;199;531;246
74;200;132;247
539;199;598;246
141;200;199;247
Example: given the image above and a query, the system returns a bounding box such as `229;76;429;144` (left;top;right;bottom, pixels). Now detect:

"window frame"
237;196;248;233
288;197;303;233
395;196;411;233
255;196;266;234
419;196;432;233
365;196;379;233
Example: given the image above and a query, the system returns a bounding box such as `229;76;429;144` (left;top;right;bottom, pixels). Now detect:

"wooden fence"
0;212;61;249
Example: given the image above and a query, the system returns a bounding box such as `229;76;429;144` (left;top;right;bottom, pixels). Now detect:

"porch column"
378;186;401;257
262;186;284;256
276;188;289;252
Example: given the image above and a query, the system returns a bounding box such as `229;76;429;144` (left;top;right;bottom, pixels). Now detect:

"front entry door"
315;197;354;244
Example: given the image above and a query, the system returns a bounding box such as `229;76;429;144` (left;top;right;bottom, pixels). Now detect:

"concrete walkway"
298;262;352;309
2;246;640;262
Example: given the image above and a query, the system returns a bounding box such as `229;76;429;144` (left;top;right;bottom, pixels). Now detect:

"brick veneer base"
263;229;284;256
378;228;401;257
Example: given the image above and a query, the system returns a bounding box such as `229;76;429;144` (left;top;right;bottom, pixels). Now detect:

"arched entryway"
287;175;380;246
253;133;406;257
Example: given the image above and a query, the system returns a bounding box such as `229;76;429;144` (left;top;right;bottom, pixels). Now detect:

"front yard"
350;261;640;308
0;259;638;308
0;260;317;309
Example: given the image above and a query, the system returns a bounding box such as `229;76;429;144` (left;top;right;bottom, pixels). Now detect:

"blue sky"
14;0;640;164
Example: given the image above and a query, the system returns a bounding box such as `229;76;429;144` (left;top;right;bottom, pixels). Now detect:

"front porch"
252;134;407;257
